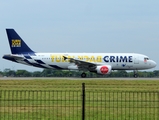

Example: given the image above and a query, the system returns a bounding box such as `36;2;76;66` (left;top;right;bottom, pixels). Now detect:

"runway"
0;77;159;80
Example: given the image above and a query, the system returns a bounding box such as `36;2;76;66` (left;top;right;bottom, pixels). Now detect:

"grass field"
0;79;159;120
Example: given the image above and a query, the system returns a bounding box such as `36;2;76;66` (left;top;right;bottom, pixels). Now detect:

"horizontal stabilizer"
3;54;24;61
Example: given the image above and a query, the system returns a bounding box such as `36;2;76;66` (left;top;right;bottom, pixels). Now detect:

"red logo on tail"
100;66;109;74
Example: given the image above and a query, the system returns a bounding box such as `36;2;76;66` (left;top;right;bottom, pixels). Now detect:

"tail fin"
6;29;35;54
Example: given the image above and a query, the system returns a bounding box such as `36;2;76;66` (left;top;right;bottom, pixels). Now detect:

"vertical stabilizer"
6;29;35;54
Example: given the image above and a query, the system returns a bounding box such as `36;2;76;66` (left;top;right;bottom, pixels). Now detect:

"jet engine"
96;65;112;75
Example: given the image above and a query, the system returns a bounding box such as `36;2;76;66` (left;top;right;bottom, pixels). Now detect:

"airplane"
3;29;157;78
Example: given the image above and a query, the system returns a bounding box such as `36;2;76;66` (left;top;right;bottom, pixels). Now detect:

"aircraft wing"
63;56;98;70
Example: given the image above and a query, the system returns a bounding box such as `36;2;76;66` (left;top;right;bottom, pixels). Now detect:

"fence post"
82;83;85;120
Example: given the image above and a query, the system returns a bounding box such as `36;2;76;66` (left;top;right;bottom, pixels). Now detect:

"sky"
0;0;159;72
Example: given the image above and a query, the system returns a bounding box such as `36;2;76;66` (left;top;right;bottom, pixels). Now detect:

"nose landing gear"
133;70;138;78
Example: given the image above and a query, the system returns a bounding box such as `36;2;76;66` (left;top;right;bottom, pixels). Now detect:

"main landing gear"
81;72;86;78
133;70;138;78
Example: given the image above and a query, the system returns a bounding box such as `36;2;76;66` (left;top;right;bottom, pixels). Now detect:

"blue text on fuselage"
103;56;133;63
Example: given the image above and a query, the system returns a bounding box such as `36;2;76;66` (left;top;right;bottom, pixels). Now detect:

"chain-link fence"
0;83;159;120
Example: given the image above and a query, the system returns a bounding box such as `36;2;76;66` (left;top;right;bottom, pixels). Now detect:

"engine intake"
96;65;112;75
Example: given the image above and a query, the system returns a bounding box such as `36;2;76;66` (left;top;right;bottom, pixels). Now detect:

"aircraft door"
134;56;139;64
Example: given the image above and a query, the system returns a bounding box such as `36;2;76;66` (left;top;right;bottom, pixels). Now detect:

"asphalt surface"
0;77;159;80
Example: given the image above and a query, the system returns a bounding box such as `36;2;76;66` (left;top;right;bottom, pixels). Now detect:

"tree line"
0;68;159;78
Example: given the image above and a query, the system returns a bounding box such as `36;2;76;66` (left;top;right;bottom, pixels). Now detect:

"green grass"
0;79;159;120
1;79;159;91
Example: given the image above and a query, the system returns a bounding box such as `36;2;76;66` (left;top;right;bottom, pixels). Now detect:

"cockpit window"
144;57;149;62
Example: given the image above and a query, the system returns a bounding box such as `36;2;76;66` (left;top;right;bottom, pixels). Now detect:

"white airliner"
3;29;157;78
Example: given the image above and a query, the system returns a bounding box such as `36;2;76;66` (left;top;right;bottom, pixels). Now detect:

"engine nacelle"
68;65;78;70
96;65;112;75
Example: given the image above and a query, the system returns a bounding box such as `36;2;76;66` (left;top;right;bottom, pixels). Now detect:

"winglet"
63;56;68;60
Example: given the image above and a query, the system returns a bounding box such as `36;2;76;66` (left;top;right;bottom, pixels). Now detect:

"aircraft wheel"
134;74;138;78
133;70;138;78
81;73;86;78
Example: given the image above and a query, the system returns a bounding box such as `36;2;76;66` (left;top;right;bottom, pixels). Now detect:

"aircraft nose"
151;60;157;68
